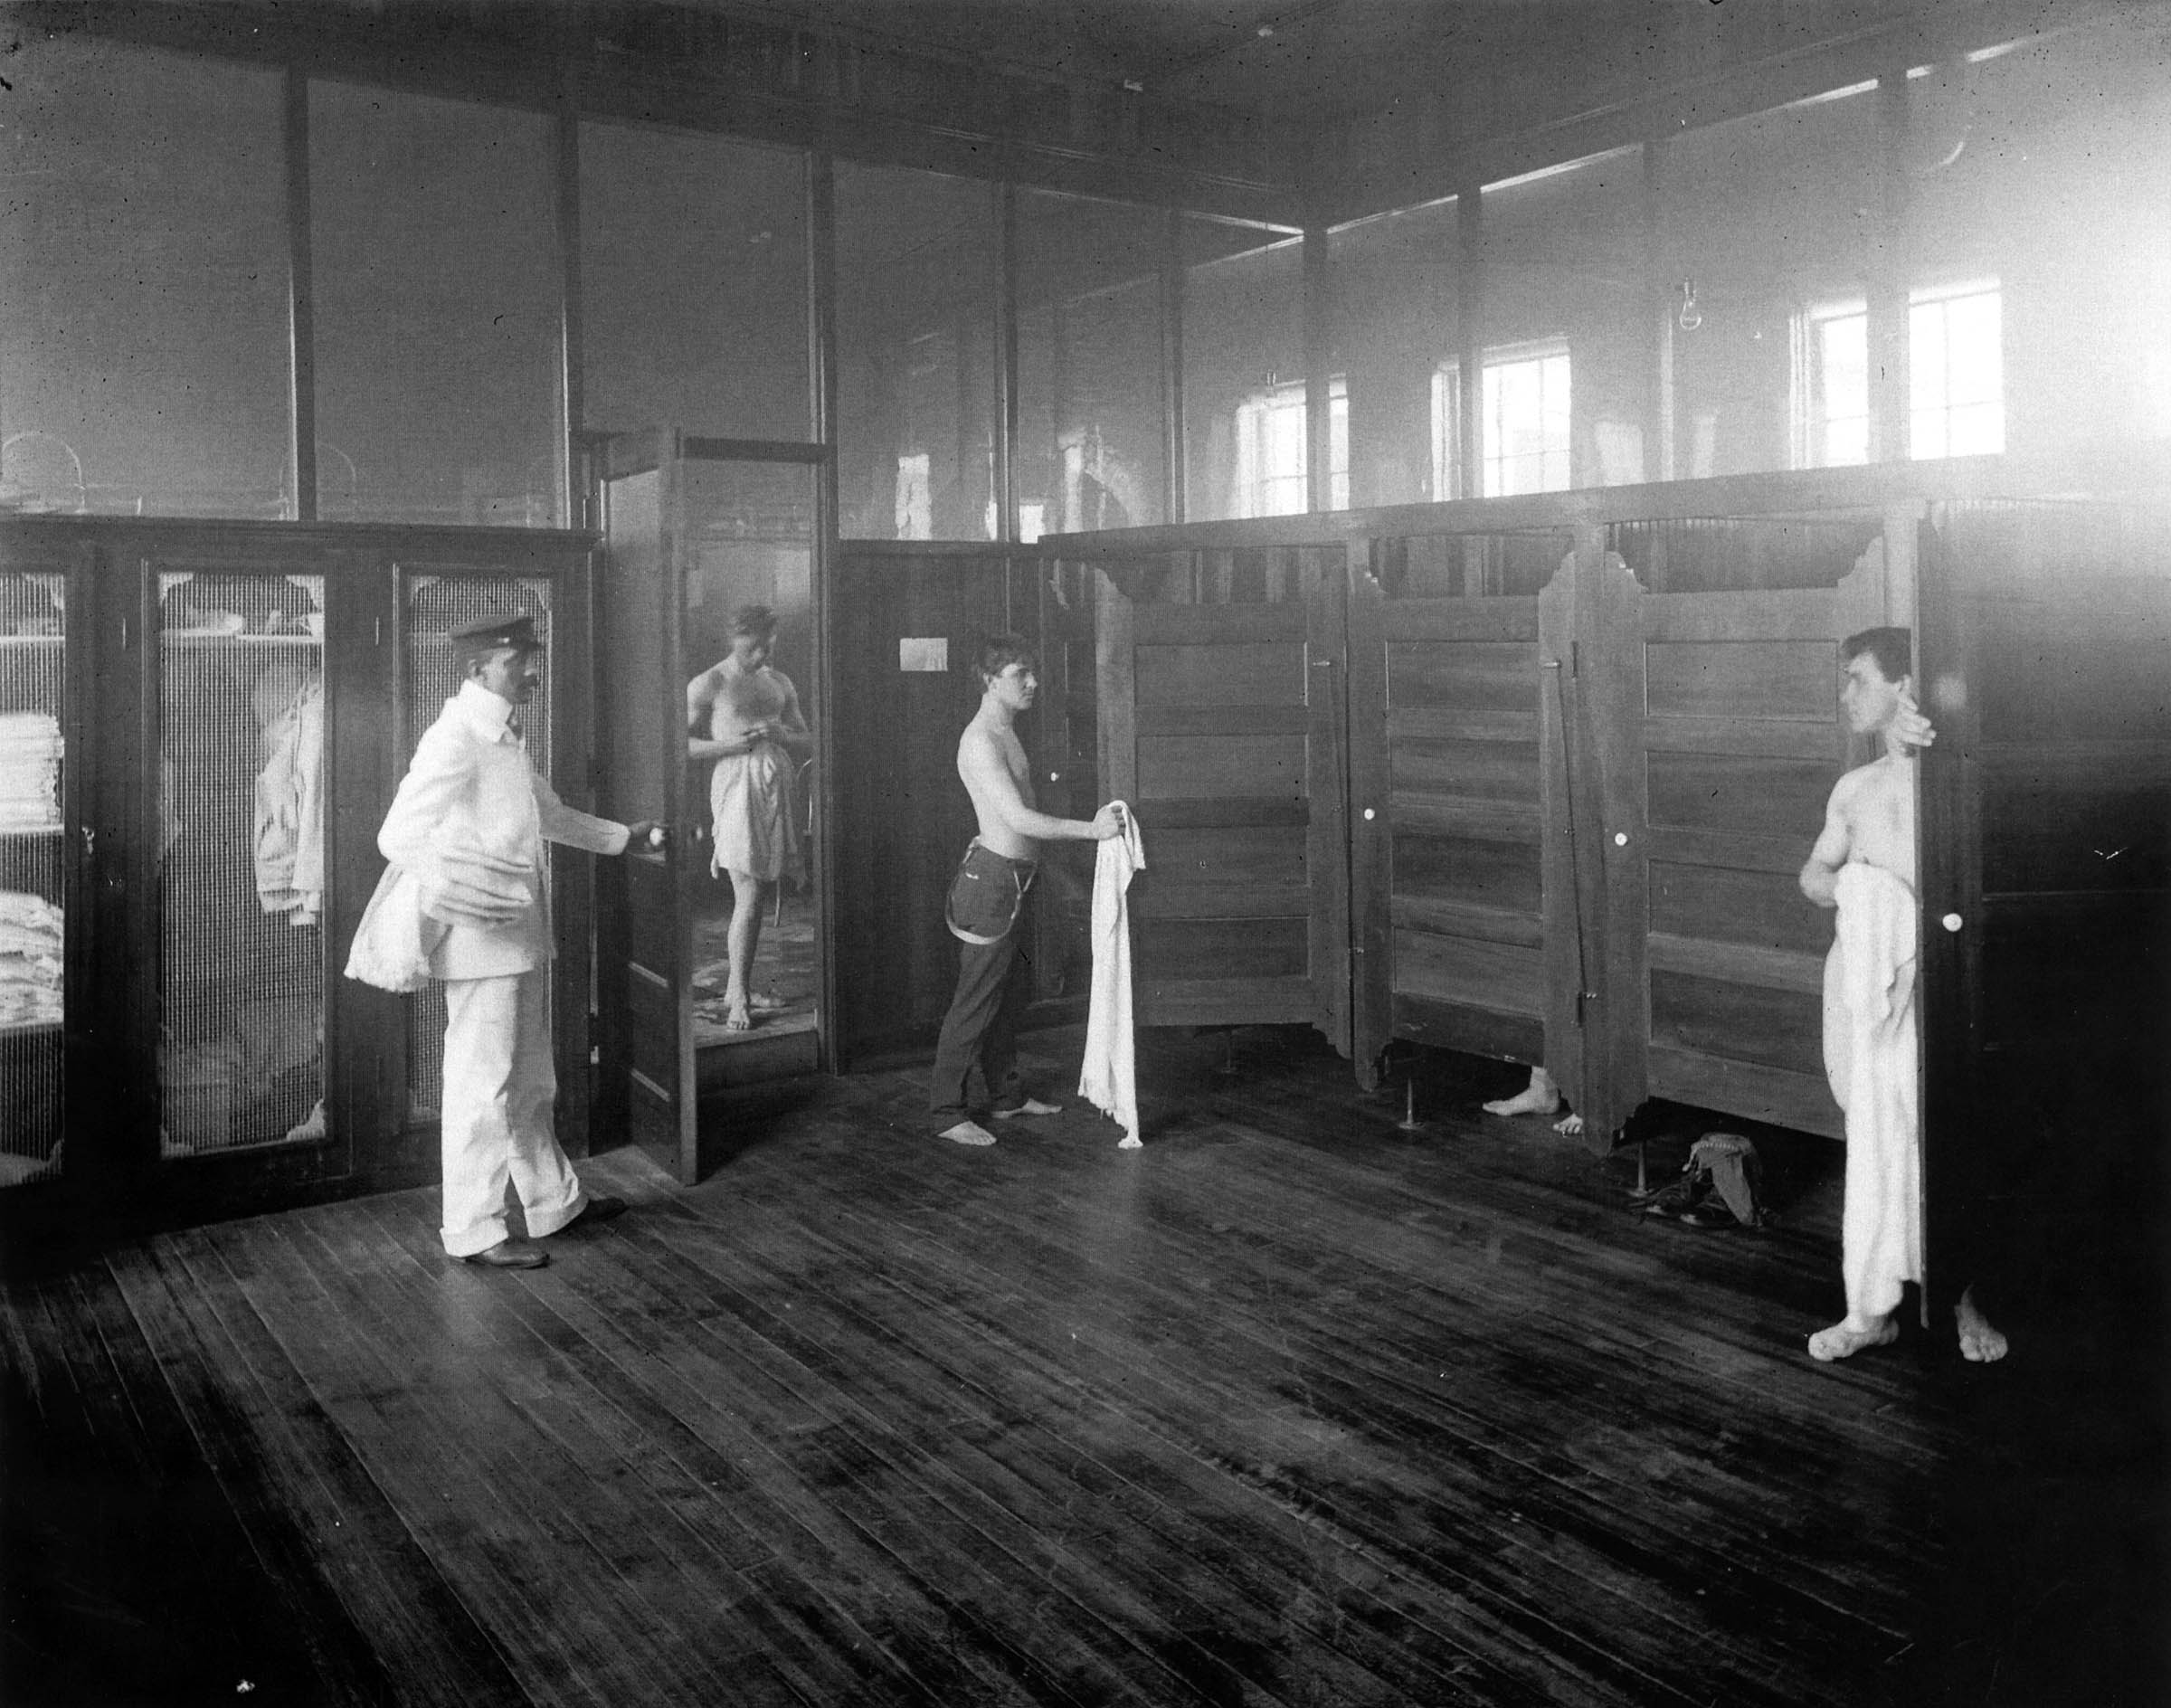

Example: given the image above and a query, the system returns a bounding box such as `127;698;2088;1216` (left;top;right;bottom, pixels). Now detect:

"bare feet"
937;1120;997;1146
1484;1068;1560;1119
991;1097;1063;1119
1956;1285;2008;1363
1553;1112;1585;1137
1808;1315;1899;1362
723;995;753;1031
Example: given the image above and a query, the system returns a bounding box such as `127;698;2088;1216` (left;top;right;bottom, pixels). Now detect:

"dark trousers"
928;844;1038;1130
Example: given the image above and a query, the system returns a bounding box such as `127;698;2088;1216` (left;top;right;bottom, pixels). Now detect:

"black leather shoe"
566;1194;628;1230
460;1241;548;1269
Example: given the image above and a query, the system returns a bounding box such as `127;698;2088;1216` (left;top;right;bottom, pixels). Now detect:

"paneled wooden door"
593;438;695;1180
1094;550;1350;1053
1345;533;1575;1096
1592;526;1908;1145
1917;499;2171;1316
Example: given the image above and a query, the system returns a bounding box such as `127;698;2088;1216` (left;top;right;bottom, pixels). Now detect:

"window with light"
1234;378;1348;517
1481;346;1571;497
1910;283;2005;459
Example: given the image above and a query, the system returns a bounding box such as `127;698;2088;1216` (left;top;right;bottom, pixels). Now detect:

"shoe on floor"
937;1120;998;1146
460;1241;547;1270
566;1194;628;1231
991;1097;1063;1119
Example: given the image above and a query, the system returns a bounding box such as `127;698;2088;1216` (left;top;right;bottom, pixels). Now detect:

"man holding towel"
1798;626;2005;1364
928;634;1123;1147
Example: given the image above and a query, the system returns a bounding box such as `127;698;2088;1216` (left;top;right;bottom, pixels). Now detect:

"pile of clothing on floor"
0;890;63;1030
0;712;62;832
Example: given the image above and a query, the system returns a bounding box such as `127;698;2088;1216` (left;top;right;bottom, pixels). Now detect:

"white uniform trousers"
439;969;588;1257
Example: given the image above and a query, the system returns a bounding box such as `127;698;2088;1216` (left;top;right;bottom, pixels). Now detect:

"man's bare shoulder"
957;714;1002;762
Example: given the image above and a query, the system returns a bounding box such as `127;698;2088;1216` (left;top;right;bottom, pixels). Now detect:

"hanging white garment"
1822;861;1923;1327
252;670;326;925
1078;802;1145;1149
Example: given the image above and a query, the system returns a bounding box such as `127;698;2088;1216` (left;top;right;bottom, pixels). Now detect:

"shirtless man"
928;634;1123;1146
687;605;811;1030
1798;625;2005;1365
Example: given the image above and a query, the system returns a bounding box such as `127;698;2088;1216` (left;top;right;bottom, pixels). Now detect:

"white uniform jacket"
376;680;629;982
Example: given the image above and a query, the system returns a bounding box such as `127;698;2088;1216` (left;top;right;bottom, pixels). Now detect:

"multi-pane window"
1797;284;2004;464
1431;345;1574;498
1799;301;1871;467
1910;283;2005;459
1234;378;1349;517
1429;364;1464;499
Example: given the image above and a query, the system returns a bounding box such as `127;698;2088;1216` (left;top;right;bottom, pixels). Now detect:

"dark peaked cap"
449;612;542;651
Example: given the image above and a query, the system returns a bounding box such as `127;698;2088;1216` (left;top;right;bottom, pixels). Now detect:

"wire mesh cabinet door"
145;556;345;1191
0;533;79;1196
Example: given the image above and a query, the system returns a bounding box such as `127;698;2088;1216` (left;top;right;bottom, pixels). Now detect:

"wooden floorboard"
4;1024;2161;1707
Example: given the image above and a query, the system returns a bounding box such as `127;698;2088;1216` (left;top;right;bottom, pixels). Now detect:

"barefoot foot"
1956;1286;2008;1363
1552;1112;1585;1137
1484;1068;1561;1119
1808;1316;1899;1362
936;1120;997;1147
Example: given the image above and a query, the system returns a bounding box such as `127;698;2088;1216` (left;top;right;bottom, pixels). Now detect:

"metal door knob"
1941;912;1963;933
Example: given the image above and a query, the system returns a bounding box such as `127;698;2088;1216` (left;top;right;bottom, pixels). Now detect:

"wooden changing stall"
1074;485;1925;1155
1340;506;1914;1148
1093;546;1351;1056
1586;509;1919;1147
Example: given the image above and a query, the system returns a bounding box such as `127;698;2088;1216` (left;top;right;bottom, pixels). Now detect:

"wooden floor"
3;1030;2160;1707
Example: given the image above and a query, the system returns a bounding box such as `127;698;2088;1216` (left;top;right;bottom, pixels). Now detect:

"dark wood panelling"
1146;823;1307;889
1978;776;2171;895
1387;640;1539;711
1390;737;1541;803
1098;557;1345;1049
1645;640;1834;722
1392;830;1542;916
1136;916;1307;983
831;549;1019;1066
1390;993;1546;1064
1644;1044;1840;1141
1650;860;1830;955
1137;735;1307;801
1645;752;1835;840
1135;642;1306;707
1649;970;1823;1078
1394;929;1545;1018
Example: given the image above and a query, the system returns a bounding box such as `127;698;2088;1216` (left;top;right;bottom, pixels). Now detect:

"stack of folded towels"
0;891;62;1030
0;713;61;832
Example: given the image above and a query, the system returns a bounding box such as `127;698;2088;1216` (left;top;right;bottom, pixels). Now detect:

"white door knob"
1613;831;1628;847
1941;913;1962;933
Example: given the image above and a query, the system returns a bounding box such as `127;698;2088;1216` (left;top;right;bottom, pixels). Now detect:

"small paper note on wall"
899;637;948;672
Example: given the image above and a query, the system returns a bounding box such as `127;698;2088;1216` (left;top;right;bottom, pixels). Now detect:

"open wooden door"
1593;517;1910;1147
1095;548;1350;1053
593;434;697;1181
1918;498;2171;1317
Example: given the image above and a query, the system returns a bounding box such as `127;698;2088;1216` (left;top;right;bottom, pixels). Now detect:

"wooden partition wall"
1054;460;2162;1157
830;544;1096;1068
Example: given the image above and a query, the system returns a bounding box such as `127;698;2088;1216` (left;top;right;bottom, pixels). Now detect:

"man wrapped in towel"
1798;626;2005;1365
687;604;811;1031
